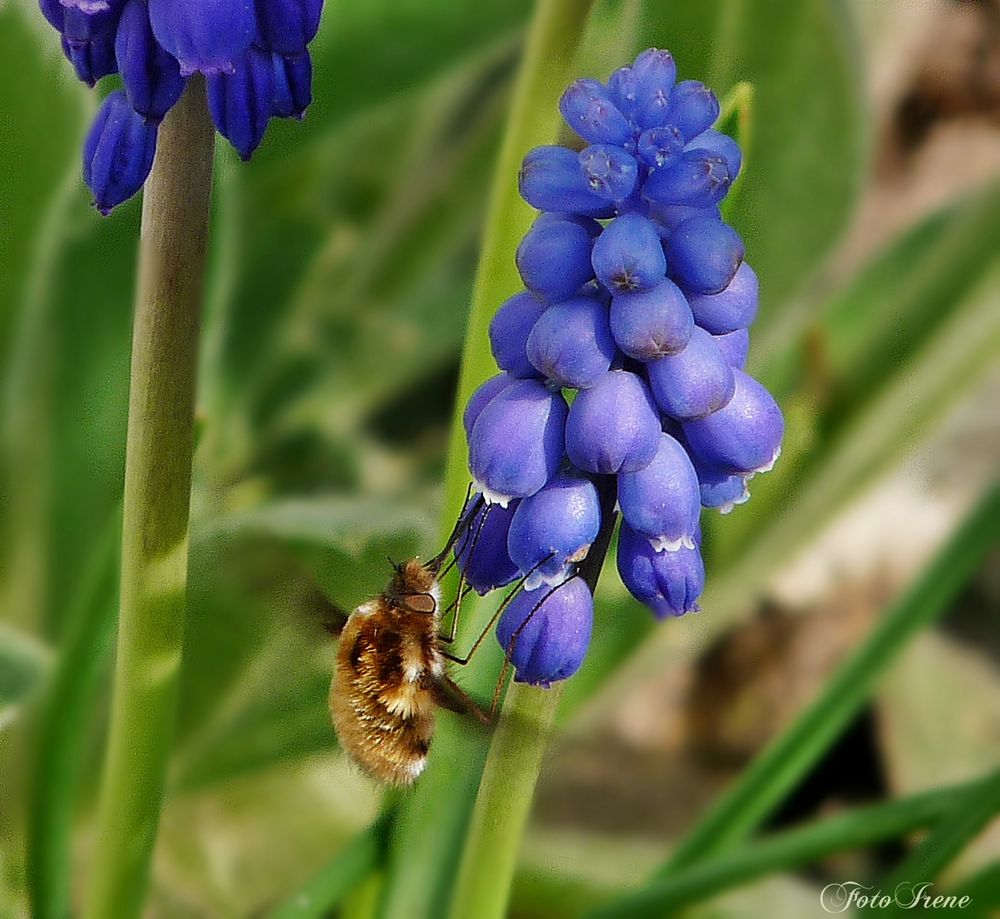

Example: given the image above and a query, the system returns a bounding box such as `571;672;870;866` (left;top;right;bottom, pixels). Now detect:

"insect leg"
441;554;555;667
426;483;480;575
429;674;491;725
438;499;495;644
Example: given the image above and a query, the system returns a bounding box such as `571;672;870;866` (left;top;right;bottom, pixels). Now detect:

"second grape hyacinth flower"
459;48;784;687
40;0;323;213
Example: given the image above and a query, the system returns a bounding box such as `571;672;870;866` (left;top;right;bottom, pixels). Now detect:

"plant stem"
82;79;215;919
449;478;618;919
377;3;596;917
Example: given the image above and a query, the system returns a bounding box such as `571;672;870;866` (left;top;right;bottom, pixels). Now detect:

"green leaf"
585;774;993;917
27;507;120;919
0;623;51;730
877;769;1000;918
266;807;397;919
0;4;86;357
657;482;1000;874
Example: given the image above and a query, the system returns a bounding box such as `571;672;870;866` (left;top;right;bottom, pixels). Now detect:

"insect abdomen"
330;608;440;786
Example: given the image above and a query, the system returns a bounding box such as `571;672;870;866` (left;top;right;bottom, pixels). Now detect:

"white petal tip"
475;480;512;508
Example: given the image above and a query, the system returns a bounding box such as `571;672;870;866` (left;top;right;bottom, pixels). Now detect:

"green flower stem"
378;2;595;917
587;773;995;918
82;79;215;919
449;478;618;919
655;480;1000;878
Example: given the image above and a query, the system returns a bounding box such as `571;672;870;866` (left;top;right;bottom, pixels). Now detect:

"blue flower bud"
207;48;273;160
61;1;122;42
694;459;750;514
647;326;736;420
116;0;186;121
454;498;520;595
646;203;721;234
489;291;547;379
516;214;596;302
686;261;758;334
610;278;693;361
617;432;700;551
666;80;720;141
254;0;322;55
468;379;568;505
526;294;616;389
40;0;64;30
686;129;742;179
507;473;600;588
566;369;660;474
592;213;666;294
148;0;255;76
665;216;744;295
496;577;593;686
617;521;704;618
463;373;516;440
714;328;750;369
631;47;677;129
636;125;685;168
643;150;732;209
606;66;639;120
83;90;158;215
270;51;312;119
518;146;614;218
59;0;112;11
683;370;784;475
560;78;633;147
578;144;638;202
62;32;118;86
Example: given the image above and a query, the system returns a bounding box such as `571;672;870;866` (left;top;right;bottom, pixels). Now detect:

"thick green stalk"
377;2;595;917
655;480;1000;876
588;775;992;918
449;478;618;919
82;79;215;919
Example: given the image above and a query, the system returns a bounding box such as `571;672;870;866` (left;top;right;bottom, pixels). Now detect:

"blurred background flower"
1;0;998;916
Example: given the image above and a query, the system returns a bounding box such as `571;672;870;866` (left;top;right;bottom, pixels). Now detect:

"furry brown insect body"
329;559;473;786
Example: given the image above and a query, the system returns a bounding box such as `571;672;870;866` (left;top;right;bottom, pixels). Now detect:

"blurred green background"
1;0;998;916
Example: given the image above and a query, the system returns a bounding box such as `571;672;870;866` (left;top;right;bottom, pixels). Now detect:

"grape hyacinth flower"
37;0;325;212
456;47;784;687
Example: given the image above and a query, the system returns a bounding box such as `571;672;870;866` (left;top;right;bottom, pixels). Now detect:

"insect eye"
407;593;437;614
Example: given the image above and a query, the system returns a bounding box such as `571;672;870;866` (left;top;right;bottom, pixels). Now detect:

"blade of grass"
654;480;1000;875
377;2;597;916
266;806;397;919
947;861;1000;914
877;769;1000;916
26;504;121;919
587;772;998;918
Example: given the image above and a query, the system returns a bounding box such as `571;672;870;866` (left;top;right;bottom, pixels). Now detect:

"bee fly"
328;492;509;786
